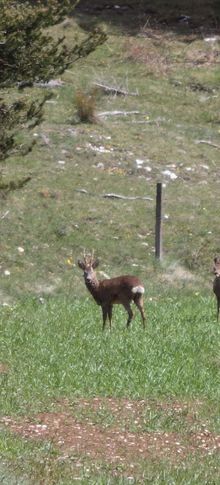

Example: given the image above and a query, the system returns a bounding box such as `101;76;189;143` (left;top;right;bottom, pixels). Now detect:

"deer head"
78;251;99;283
213;257;220;277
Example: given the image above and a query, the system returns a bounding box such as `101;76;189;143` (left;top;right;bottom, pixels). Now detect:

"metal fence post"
155;182;163;260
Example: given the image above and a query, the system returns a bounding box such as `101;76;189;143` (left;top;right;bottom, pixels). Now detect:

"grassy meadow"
0;295;220;483
0;0;220;482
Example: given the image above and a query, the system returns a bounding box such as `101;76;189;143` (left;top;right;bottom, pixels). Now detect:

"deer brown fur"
213;256;220;321
78;253;145;330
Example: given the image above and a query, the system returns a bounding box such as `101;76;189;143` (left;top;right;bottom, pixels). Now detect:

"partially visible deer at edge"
213;256;220;321
78;253;146;330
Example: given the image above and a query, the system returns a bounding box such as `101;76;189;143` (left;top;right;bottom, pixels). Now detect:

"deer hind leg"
122;301;133;328
134;295;146;329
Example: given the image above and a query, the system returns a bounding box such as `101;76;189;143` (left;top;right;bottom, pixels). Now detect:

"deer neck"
84;273;101;304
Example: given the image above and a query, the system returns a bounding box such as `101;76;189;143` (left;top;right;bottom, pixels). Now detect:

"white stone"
162;170;177;180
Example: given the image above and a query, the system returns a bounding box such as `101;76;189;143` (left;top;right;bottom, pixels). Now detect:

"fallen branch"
131;120;152;124
18;79;65;89
35;79;65;88
195;140;220;149
1;210;9;220
41;134;51;146
99;110;140;117
94;82;138;96
76;189;152;201
103;193;153;201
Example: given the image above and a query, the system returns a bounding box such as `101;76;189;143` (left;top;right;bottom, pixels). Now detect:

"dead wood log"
99;110;140;117
76;189;152;201
195;140;220;149
94;82;138;96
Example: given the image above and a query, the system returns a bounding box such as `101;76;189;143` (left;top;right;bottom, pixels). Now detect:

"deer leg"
102;305;108;331
122;302;133;328
217;298;220;322
134;295;146;329
107;304;113;330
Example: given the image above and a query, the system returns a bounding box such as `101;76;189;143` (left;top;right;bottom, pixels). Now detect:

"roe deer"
213;256;220;321
78;253;145;330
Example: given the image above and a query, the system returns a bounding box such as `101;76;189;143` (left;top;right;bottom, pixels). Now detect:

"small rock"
204;36;219;43
135;159;144;166
162;170;177;180
96;162;104;169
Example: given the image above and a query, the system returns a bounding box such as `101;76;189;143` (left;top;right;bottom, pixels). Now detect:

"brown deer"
213;256;220;321
78;252;145;330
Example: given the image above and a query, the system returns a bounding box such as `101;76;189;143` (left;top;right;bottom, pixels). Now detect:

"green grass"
0;295;220;483
0;295;219;414
1;0;220;482
1;7;220;302
0;431;219;485
1;447;220;485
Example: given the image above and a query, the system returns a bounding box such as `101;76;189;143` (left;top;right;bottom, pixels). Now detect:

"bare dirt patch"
1;398;220;471
161;263;197;285
124;37;171;76
0;362;9;374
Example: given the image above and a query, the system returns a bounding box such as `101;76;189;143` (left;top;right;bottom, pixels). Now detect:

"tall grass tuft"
75;88;97;123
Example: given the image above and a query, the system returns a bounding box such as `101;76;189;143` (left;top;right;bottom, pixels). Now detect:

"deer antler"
82;250;96;265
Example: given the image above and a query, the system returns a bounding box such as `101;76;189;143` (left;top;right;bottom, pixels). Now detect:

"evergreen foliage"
0;0;106;189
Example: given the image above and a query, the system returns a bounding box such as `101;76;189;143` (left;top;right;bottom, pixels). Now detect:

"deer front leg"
101;304;108;331
107;304;113;330
217;298;220;321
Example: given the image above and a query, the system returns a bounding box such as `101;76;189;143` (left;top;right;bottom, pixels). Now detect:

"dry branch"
99;110;140;117
94;82;138;96
1;210;9;220
76;189;152;201
195;140;220;149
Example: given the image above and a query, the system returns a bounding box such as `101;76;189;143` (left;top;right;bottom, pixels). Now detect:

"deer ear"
92;258;99;269
78;259;85;270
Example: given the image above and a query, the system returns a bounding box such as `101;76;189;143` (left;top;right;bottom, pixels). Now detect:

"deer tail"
132;286;145;295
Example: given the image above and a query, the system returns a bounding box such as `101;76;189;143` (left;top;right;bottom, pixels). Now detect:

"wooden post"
155;182;163;260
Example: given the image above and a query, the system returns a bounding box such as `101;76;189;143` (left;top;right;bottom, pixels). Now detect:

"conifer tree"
0;0;106;188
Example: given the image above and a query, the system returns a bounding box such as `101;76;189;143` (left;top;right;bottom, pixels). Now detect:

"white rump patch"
132;286;145;294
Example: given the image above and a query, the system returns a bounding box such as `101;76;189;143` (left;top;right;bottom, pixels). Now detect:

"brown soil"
0;362;9;374
1;398;220;470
